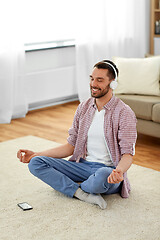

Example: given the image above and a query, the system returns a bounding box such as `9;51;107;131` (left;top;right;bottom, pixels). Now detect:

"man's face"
90;67;111;98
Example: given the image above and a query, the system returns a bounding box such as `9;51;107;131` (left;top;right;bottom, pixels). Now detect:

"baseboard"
28;94;79;111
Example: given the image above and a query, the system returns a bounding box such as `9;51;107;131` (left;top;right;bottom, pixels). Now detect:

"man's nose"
90;79;97;87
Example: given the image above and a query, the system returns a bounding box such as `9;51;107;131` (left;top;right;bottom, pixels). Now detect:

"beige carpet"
0;135;160;240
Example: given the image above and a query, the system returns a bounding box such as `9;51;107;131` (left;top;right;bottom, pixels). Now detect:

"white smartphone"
17;202;33;211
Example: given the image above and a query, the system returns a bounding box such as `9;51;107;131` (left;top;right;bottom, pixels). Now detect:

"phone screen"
17;202;33;211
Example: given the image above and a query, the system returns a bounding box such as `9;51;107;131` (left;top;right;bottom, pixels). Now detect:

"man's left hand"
108;168;123;184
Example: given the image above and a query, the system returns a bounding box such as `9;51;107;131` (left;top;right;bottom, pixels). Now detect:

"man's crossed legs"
28;157;121;209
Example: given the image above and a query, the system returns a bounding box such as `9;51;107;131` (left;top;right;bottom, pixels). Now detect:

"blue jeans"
28;157;122;198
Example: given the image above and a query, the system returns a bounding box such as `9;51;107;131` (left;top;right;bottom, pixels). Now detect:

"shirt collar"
92;94;116;111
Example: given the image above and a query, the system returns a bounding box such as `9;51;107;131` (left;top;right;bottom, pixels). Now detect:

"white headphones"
103;61;118;90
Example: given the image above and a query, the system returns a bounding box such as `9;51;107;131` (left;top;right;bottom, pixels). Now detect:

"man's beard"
90;84;110;98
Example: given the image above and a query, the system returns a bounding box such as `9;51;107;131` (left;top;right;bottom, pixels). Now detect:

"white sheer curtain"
75;0;149;102
0;1;27;123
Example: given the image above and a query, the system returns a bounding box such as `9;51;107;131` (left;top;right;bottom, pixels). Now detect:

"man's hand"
17;149;37;163
108;154;133;184
108;168;123;184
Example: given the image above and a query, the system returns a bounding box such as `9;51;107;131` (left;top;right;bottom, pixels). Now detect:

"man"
17;60;137;210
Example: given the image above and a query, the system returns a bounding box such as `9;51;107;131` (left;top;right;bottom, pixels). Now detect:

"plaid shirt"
67;95;137;198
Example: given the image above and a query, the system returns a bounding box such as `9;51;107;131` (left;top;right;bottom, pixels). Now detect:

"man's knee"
83;167;112;194
28;156;43;176
95;167;113;181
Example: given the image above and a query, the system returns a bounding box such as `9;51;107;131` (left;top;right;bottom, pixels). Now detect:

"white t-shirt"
86;109;114;166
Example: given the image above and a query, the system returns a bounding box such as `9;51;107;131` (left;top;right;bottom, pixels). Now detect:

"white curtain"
75;0;149;102
0;1;27;123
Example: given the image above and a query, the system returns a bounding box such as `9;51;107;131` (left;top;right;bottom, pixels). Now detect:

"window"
24;0;76;44
1;0;76;45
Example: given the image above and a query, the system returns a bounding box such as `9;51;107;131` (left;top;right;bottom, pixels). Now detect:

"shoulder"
114;96;136;118
115;97;134;115
76;98;94;114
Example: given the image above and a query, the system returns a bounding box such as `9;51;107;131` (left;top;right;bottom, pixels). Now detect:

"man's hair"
94;60;119;80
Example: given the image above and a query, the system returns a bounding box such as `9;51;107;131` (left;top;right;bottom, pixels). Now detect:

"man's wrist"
115;166;123;174
29;153;38;161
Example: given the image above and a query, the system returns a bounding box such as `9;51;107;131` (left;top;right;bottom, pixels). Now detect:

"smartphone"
17;202;33;211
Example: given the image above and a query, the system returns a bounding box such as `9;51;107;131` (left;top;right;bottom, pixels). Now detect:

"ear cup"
102;61;118;90
110;81;118;90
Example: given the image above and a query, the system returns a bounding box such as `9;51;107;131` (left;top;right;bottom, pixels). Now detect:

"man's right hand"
17;149;37;163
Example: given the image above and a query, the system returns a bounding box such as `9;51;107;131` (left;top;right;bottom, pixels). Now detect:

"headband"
103;61;118;81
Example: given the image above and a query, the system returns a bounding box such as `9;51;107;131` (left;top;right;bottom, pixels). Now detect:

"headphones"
103;61;118;90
